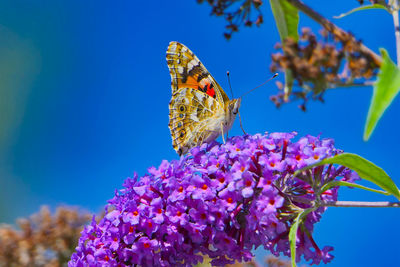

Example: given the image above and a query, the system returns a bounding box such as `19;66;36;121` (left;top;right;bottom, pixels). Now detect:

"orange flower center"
269;162;275;167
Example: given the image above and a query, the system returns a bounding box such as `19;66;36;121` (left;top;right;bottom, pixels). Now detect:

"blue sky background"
0;1;399;266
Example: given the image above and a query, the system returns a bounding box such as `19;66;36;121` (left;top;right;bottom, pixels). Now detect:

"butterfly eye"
232;105;239;115
230;99;241;115
229;104;237;114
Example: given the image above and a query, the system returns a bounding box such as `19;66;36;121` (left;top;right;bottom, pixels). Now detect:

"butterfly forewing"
166;42;230;104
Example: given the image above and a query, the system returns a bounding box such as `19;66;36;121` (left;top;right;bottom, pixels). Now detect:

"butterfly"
166;41;241;156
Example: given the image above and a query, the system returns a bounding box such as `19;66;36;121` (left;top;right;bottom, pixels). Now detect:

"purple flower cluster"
69;133;358;266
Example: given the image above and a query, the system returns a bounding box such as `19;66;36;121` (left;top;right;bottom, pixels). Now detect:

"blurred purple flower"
69;132;358;266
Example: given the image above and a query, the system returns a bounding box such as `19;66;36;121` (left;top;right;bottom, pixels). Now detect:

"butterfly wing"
166;41;230;104
166;41;230;155
168;87;222;155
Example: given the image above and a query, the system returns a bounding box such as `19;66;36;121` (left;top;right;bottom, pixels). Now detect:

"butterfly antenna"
239;73;279;98
226;71;235;99
227;71;247;135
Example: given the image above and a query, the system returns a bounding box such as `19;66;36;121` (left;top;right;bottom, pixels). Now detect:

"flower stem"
321;200;400;208
327;81;376;89
391;0;400;66
285;0;382;67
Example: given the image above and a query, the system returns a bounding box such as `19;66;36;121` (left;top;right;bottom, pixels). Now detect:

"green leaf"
269;0;299;41
269;0;299;98
364;48;400;140
320;181;391;196
295;153;400;200
289;208;313;267
333;4;388;19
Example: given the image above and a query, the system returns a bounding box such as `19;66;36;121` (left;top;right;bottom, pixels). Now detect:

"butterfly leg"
238;111;247;135
221;123;226;144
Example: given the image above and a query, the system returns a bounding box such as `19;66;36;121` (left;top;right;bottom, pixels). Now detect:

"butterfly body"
167;41;241;155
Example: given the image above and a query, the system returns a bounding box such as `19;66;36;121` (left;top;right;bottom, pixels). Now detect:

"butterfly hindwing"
168;87;220;155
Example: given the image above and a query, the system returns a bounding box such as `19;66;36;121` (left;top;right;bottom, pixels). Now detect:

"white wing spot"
179;88;188;95
190;114;200;122
169;43;177;51
206;97;215;109
177;66;184;74
187;59;199;71
194;91;205;103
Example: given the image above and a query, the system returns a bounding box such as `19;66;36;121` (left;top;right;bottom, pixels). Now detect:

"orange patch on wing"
177;75;200;89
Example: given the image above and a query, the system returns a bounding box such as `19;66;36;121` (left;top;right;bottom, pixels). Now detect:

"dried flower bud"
270;28;379;110
197;0;264;39
0;206;93;267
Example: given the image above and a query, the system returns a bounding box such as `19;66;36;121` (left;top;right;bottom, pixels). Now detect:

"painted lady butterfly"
167;41;241;156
